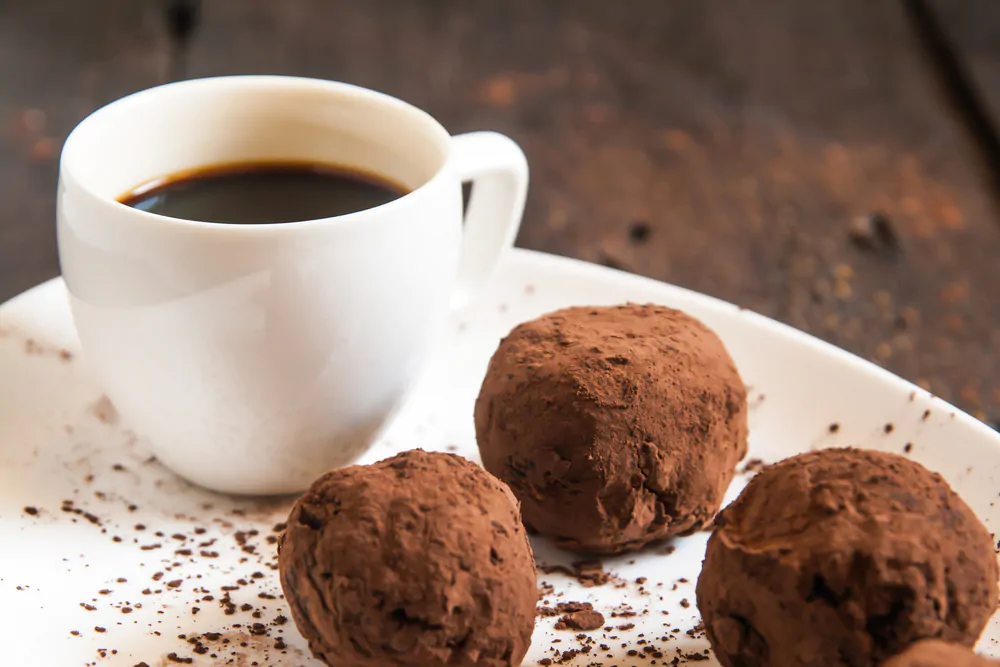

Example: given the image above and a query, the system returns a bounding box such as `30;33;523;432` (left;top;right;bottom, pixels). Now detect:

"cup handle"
448;131;529;310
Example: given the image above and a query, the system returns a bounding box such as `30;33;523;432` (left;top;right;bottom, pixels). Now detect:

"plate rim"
3;247;1000;663
510;248;998;445
2;247;996;446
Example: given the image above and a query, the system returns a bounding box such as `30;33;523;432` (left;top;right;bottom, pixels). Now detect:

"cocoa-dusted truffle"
475;304;747;554
881;640;999;667
278;450;537;667
697;448;999;667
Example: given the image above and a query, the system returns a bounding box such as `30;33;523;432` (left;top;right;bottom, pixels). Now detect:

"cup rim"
59;75;453;231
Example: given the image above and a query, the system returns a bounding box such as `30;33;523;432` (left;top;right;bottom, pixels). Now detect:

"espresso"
119;161;407;223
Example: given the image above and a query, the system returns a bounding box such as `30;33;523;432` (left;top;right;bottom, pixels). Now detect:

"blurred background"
0;0;997;424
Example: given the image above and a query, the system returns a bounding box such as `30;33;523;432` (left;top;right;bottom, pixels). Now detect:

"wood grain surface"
928;0;1000;130
1;0;998;424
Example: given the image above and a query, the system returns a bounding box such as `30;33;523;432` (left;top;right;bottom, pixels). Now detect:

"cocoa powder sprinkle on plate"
554;609;605;631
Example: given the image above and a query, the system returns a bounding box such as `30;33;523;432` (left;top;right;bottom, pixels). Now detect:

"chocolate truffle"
278;450;537;667
475;304;748;554
696;448;999;667
881;640;999;667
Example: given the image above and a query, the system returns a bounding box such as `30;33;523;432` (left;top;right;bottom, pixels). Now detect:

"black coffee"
119;161;407;223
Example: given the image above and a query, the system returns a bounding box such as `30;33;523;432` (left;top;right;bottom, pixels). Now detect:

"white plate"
2;248;999;666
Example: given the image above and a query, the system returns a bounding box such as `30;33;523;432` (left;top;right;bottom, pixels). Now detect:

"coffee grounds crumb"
166;653;193;664
23;506;39;516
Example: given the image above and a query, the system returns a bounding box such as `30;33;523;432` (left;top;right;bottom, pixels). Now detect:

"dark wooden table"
1;0;998;425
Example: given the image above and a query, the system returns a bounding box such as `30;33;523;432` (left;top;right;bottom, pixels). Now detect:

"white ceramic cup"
57;76;527;495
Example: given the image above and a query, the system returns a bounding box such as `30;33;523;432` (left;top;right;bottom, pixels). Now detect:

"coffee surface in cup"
119;161;407;223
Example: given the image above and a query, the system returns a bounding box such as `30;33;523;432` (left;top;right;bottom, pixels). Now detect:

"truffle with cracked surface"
278;449;537;667
475;303;748;554
697;448;999;667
